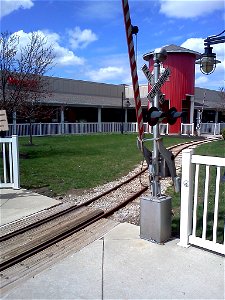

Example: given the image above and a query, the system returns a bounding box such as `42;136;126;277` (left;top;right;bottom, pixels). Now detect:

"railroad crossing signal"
146;106;183;126
141;64;154;85
142;64;166;105
147;68;171;102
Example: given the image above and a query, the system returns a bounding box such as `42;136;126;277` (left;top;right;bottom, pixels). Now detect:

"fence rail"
181;123;194;135
199;123;225;135
179;149;225;255
0;135;20;189
6;122;225;137
8;122;148;136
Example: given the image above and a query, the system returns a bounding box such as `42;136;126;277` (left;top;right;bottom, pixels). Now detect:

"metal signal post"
141;48;181;244
152;55;161;196
150;48;168;196
122;0;182;243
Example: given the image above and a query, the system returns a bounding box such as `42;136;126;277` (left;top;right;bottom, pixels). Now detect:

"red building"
143;44;200;134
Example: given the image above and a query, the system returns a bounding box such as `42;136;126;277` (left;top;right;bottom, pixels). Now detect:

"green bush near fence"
221;128;225;140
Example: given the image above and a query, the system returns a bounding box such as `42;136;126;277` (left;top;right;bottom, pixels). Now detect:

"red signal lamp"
146;107;166;126
166;107;183;125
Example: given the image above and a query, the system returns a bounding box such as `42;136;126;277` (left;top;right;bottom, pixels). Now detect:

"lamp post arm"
206;29;225;39
204;30;225;46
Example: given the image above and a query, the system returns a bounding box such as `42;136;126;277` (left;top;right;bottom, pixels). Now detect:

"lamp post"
196;30;225;75
121;92;131;134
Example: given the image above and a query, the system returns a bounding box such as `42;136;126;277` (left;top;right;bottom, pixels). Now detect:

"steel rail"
0;138;219;272
172;138;220;158
0;186;147;272
0;167;148;242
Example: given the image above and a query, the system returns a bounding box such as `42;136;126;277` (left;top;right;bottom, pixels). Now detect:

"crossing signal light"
147;106;183;126
146;107;166;126
166;107;183;125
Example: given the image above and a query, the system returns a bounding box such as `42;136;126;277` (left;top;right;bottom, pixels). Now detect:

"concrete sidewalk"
1;222;224;299
0;188;61;225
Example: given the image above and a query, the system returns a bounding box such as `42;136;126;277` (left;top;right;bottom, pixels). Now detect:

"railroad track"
0;136;220;278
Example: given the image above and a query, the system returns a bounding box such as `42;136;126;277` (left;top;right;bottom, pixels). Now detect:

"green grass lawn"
169;140;225;243
19;133;198;196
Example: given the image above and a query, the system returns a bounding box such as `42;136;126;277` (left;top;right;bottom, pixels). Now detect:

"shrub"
221;128;225;140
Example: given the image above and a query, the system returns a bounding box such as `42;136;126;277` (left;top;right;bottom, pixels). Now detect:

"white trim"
179;149;225;255
0;135;20;189
189;236;225;255
192;155;225;167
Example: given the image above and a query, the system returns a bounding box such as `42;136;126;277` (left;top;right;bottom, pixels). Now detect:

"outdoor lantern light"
196;45;220;75
196;29;225;75
131;25;139;35
121;92;131;134
124;99;131;108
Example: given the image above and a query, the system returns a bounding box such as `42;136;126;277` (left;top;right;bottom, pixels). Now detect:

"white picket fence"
179;149;225;255
200;123;225;135
8;122;137;136
181;123;194;135
6;122;195;137
0;135;20;189
6;121;225;138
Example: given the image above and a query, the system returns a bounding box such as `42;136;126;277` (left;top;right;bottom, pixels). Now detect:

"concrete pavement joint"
101;237;105;300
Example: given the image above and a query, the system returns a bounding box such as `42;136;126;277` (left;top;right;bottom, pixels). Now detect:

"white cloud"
0;0;34;18
12;30;85;66
159;0;224;19
87;66;124;82
68;27;98;49
195;75;209;86
181;38;204;53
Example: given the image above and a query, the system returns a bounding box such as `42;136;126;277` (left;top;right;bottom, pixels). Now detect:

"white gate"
0;135;20;189
179;149;225;255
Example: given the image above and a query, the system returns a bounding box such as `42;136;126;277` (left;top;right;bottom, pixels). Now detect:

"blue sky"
1;0;224;91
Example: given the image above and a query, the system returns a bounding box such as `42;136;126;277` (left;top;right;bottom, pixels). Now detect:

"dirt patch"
31;186;56;198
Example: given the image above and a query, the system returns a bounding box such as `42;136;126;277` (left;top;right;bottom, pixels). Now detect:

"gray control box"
140;195;172;243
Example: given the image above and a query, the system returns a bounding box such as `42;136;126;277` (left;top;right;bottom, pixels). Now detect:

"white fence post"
181;123;184;135
0;135;20;189
12;135;20;189
178;148;194;247
191;123;194;136
39;123;42;136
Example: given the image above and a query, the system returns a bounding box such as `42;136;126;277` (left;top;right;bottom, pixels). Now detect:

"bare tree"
18;99;56;145
218;87;225;112
0;31;56;142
